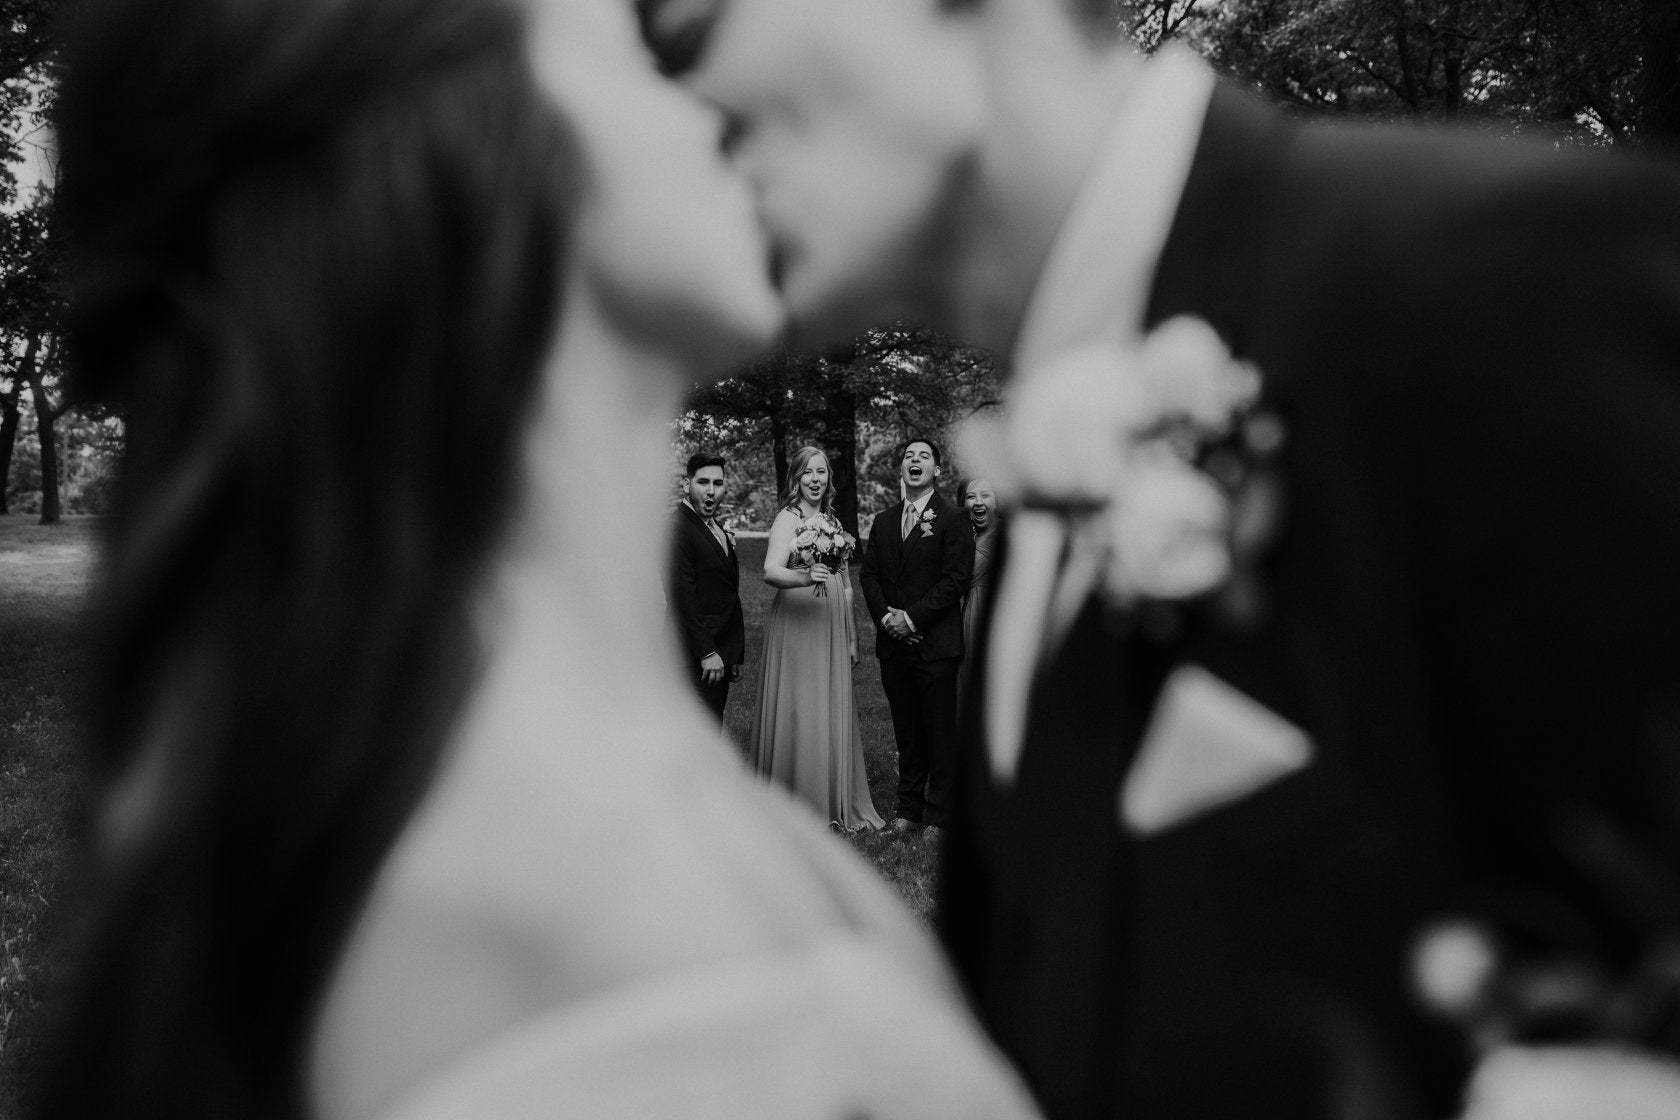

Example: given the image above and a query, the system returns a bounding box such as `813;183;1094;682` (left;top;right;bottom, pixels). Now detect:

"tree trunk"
29;375;59;524
1439;2;1463;116
1393;15;1420;111
0;382;18;515
825;387;860;540
1643;0;1680;147
769;408;789;509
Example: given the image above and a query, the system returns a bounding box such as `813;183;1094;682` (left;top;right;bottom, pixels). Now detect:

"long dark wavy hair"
779;444;836;517
33;0;572;1116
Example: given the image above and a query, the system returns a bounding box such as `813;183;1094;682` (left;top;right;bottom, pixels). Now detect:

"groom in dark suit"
665;452;745;725
651;0;1680;1116
861;438;974;838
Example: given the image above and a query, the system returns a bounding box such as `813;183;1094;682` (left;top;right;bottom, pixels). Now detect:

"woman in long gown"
31;2;1038;1118
958;477;1000;701
749;447;885;834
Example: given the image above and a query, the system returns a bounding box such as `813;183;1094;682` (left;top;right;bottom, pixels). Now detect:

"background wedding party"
4;0;1680;1118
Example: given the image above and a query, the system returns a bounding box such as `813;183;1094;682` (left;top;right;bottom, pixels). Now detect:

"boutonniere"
956;316;1286;631
918;507;936;537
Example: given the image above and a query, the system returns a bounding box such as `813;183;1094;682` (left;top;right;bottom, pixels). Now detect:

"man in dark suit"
860;438;974;839
666;452;745;725
652;1;1680;1116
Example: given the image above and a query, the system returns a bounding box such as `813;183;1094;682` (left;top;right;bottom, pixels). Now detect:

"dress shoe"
886;817;920;836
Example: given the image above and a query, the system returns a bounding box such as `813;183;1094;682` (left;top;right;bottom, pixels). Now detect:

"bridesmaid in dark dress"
957;478;998;702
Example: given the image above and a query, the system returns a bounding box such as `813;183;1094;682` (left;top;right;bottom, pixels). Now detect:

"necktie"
902;501;917;539
709;518;728;551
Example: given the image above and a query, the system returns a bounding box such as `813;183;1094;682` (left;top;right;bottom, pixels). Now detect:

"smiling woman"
27;0;1039;1118
748;446;883;835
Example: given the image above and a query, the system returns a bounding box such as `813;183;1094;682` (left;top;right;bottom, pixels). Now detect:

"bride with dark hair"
31;1;1040;1117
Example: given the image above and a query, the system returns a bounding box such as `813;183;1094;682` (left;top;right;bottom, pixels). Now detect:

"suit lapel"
684;502;730;561
1144;81;1293;356
896;493;938;578
892;499;913;577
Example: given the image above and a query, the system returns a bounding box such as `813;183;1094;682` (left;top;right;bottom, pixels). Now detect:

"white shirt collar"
904;490;933;517
1012;45;1216;372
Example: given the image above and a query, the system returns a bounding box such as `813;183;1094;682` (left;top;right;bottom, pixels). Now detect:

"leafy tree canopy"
677;323;998;534
1133;0;1674;147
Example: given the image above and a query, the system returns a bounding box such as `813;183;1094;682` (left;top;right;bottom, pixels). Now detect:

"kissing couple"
39;1;1680;1120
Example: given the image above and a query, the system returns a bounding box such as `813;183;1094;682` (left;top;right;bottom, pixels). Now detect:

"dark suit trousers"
880;650;959;826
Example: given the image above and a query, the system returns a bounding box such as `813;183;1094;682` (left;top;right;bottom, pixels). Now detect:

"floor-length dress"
749;562;884;832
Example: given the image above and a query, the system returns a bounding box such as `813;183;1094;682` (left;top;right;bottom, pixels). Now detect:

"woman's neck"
482;285;693;711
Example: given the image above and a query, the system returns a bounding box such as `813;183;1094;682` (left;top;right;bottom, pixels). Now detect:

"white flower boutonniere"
957;316;1284;624
918;507;936;537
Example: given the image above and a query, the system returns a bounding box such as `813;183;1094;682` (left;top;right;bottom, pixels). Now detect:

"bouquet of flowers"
792;512;857;596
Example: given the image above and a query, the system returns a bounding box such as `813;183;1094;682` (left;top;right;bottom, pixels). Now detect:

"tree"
1643;0;1680;146
0;189;67;521
1173;0;1669;147
0;0;59;204
5;394;121;516
831;321;998;532
22;331;65;521
678;322;999;537
0;373;17;513
1129;0;1206;54
0;0;68;518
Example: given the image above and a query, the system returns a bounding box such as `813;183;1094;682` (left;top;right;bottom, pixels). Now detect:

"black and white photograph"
3;1;1680;1118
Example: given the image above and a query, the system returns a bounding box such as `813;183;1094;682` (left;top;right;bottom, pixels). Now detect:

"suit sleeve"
859;517;888;629
904;508;973;633
665;521;715;663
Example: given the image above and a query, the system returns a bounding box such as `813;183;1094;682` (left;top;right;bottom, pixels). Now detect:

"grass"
0;516;98;1120
0;520;939;1119
724;535;942;923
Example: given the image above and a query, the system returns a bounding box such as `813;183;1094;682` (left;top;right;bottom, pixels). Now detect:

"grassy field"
0;519;937;1117
0;516;97;1120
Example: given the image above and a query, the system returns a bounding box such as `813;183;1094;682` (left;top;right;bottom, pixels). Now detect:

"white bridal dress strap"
376;932;1042;1120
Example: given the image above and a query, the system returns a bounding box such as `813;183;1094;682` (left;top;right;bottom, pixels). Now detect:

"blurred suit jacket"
942;81;1680;1120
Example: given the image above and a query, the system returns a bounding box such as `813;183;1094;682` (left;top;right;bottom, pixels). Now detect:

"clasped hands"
699;652;741;686
883;608;921;644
